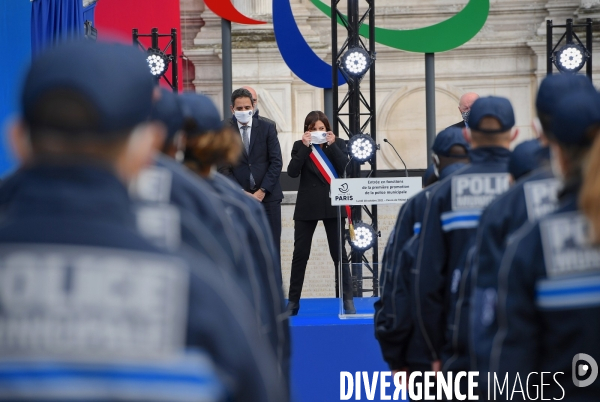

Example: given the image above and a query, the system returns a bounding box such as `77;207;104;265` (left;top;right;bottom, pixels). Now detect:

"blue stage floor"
289;298;402;402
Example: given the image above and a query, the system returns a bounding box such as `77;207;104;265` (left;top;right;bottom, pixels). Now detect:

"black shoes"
286;301;300;316
343;299;356;314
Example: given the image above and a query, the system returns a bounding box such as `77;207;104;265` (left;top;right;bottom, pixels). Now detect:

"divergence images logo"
573;353;598;388
339;183;349;193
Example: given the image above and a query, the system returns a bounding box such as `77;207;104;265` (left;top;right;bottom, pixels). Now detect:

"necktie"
241;126;256;189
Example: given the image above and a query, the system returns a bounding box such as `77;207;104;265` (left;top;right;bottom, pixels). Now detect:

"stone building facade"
180;0;600;298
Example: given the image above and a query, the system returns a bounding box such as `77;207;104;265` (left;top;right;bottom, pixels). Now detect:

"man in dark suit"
219;88;284;259
449;92;479;128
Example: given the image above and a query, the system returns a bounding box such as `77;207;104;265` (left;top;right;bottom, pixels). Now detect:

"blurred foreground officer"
132;88;241;275
490;90;600;401
0;41;286;402
507;139;543;182
469;74;596;389
133;90;288;401
178;92;290;389
415;97;517;380
375;126;469;374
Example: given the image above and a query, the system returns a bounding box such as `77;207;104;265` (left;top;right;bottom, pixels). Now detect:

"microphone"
342;156;354;178
383;139;408;177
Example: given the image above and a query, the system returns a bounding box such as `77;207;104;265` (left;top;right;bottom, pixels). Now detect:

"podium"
331;177;422;318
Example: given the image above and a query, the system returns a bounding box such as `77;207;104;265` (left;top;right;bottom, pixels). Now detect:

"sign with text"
330;177;422;206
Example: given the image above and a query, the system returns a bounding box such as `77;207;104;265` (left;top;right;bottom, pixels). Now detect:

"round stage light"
341;47;372;77
147;49;170;77
555;44;587;73
349;134;377;163
349;222;377;252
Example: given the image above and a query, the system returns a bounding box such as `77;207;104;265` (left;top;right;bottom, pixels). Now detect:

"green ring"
310;0;490;53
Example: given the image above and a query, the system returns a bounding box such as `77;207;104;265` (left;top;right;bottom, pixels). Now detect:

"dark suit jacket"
255;110;277;129
449;120;466;129
287;138;349;221
219;117;283;202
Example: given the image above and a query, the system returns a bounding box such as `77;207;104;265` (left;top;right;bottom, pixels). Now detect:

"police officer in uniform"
132;88;242;273
469;74;596;392
375;126;469;374
491;89;600;401
507;139;543;182
414;97;517;391
0;41;286;402
177;92;291;388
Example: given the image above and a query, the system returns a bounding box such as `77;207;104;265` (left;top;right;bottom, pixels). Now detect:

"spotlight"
349;222;377;252
341;47;372;78
133;28;179;91
147;49;170;77
554;44;588;73
348;134;376;163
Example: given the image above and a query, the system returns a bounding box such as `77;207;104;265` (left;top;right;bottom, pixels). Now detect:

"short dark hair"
26;88;131;159
304;110;331;132
231;88;253;106
28;89;100;135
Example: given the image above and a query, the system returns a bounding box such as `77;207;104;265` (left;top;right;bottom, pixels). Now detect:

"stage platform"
289;298;404;402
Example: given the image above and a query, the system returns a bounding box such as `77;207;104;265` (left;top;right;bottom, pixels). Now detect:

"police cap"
179;93;223;136
468;96;515;134
552;90;600;146
432;126;470;156
22;41;155;136
536;74;596;117
508;139;542;180
151;88;184;140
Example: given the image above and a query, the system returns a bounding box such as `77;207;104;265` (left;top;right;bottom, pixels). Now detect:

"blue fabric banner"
31;0;85;55
0;0;32;176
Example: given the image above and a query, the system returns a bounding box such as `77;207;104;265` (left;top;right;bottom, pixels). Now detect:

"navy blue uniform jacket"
490;184;600;401
208;172;291;385
0;164;287;402
414;147;511;367
132;155;242;271
375;163;465;370
133;156;290;390
470;168;559;378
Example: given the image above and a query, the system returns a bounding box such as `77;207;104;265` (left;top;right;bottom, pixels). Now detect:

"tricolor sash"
309;145;355;239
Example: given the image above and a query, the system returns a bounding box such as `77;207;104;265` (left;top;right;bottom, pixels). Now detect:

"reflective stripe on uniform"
440;209;482;232
0;352;224;402
536;275;600;309
413;222;421;235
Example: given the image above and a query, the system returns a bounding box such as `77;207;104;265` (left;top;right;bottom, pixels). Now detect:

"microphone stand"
383;139;408;177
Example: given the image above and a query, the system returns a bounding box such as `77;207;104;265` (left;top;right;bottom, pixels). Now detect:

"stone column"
232;0;271;19
180;0;205;48
179;0;207;91
577;0;600;19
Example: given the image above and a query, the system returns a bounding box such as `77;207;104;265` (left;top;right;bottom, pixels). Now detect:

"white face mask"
310;131;328;144
235;110;253;124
